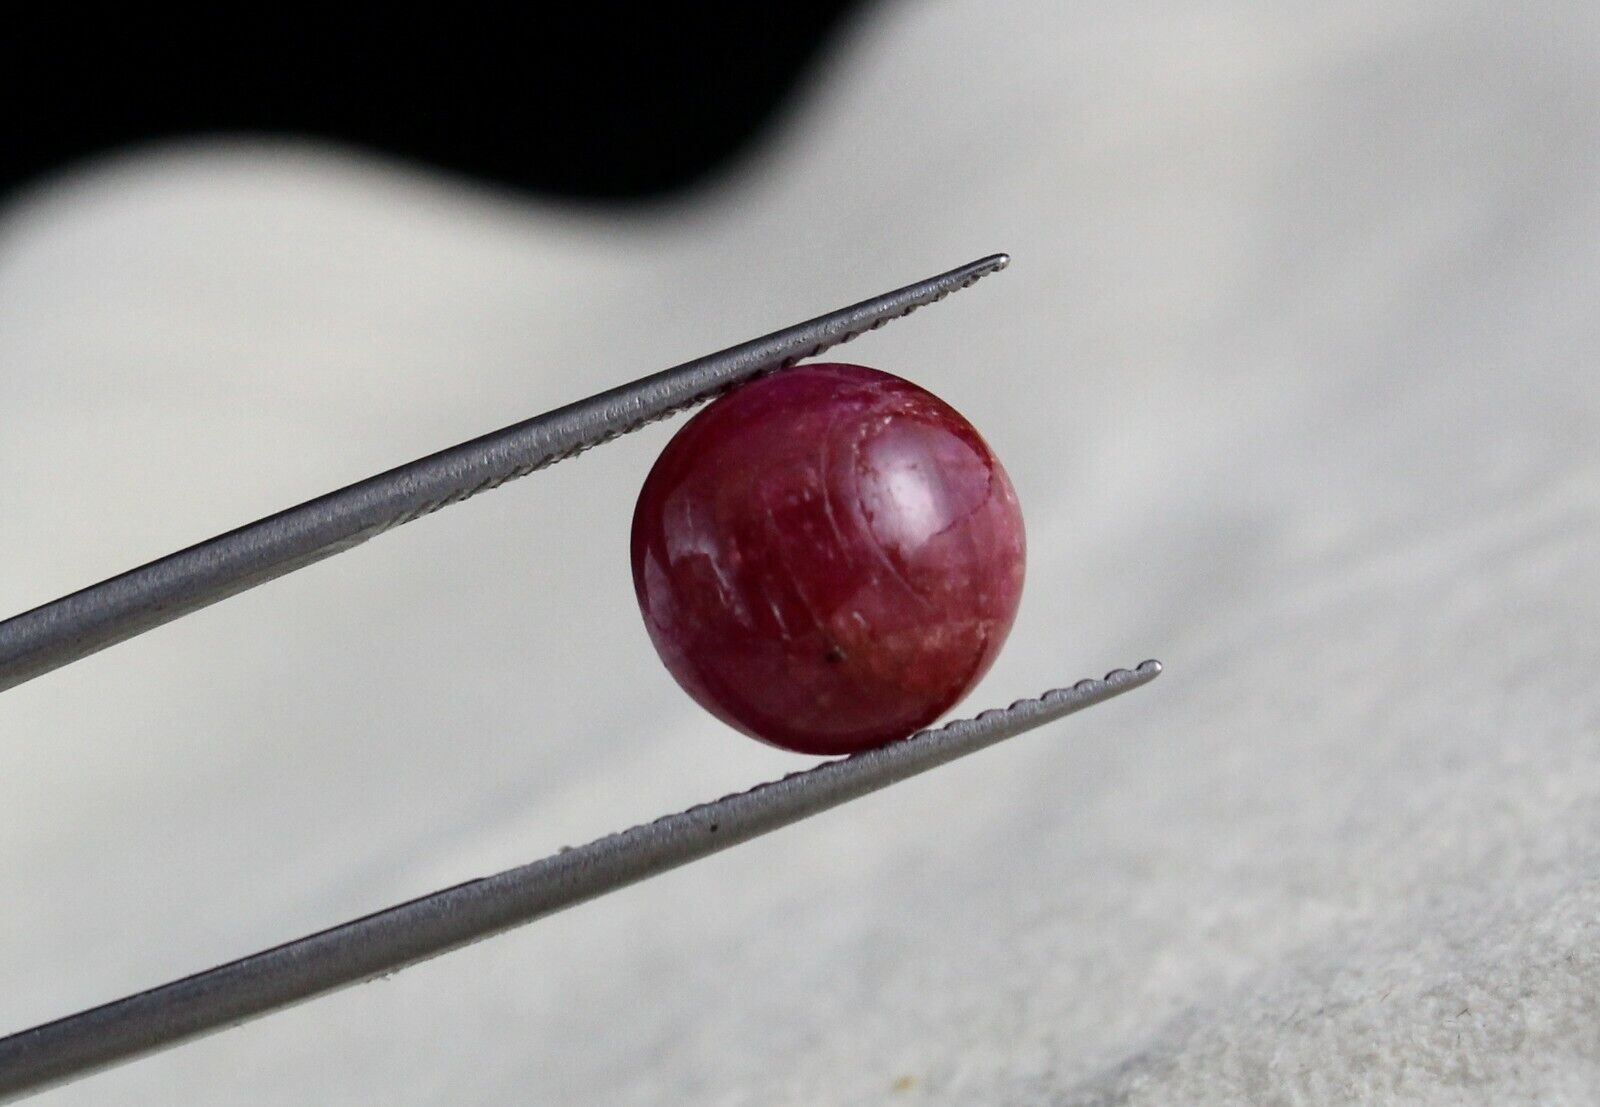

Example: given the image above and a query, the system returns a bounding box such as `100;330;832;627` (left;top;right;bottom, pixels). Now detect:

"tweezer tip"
962;253;1008;277
1095;659;1163;688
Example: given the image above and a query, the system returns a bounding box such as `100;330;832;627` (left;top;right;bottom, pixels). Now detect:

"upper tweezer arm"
0;254;1010;693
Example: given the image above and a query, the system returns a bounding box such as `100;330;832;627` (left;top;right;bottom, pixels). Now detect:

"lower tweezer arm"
0;254;1009;693
0;661;1159;1102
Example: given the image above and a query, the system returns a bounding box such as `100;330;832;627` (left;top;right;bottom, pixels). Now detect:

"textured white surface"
3;1;1600;1102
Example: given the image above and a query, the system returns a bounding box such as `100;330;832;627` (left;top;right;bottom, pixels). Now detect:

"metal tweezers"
0;254;1160;1100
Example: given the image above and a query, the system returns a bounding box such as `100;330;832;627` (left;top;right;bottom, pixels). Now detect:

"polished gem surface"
631;363;1026;754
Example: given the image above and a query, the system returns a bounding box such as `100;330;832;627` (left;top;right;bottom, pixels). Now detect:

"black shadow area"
4;3;864;202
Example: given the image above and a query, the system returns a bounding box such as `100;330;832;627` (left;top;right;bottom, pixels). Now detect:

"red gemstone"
630;363;1026;755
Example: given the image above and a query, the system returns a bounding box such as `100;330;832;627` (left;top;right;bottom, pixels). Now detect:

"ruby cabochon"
630;363;1027;756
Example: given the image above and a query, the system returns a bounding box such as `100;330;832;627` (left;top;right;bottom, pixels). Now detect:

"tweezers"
0;254;1161;1100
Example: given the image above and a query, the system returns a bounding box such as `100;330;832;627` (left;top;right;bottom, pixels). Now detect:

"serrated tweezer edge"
0;254;1010;693
0;659;1159;1100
